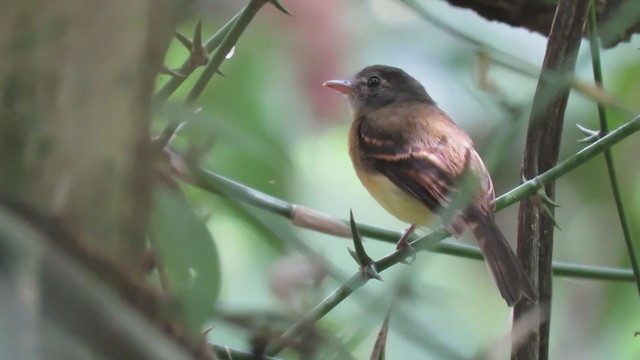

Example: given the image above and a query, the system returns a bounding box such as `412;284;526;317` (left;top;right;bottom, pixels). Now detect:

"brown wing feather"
370;156;454;212
355;103;488;214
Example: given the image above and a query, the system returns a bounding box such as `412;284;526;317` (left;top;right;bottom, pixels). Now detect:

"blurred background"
158;1;640;358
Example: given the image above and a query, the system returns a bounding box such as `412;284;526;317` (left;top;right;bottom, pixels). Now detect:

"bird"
323;65;536;306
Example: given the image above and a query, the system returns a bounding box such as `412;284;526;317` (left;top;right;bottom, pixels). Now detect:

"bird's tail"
465;207;537;306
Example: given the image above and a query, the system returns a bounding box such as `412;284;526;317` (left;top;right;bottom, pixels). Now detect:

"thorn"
576;123;599;137
174;32;192;50
347;247;359;265
159;64;185;78
363;263;383;281
190;21;209;68
522;176;561;229
191;21;209;67
269;0;293;16
576;123;602;143
530;175;560;208
534;196;562;230
203;326;214;336
174;21;209;71
348;248;383;280
536;187;559;208
193;21;203;50
531;186;562;230
578;133;601;144
369;307;391;360
349;210;382;281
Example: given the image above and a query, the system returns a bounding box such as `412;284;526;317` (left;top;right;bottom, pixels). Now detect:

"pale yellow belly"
357;171;435;227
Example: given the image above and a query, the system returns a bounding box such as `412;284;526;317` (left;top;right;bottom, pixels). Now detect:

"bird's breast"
354;166;435;227
348;114;435;227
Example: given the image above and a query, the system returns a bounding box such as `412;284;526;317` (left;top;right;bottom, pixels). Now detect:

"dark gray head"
323;65;434;114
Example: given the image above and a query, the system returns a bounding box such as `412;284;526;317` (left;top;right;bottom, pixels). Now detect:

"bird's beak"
322;79;353;95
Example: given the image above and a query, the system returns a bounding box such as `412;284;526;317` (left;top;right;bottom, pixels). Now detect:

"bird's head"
323;65;434;115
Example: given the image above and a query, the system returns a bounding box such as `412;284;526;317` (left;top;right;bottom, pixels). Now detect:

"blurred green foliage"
149;188;221;337
153;1;640;358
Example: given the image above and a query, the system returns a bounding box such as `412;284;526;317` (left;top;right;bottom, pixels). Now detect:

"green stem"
185;0;268;105
192;167;293;218
265;273;364;356
192;166;634;282
587;1;640;296
154;12;241;103
154;2;270;145
267;210;635;356
495;113;640;209
268;210;635;356
359;225;634;281
191;113;640;216
188;112;640;282
265;237;466;359
190;167;462;357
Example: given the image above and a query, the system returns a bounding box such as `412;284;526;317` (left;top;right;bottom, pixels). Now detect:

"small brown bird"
323;65;536;306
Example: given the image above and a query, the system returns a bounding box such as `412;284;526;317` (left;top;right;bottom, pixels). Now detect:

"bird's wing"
356;109;475;213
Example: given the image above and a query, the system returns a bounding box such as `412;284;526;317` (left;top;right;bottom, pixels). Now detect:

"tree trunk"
0;1;188;358
512;0;590;359
0;0;180;262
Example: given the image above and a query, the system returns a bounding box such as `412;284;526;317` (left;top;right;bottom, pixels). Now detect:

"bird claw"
397;242;417;265
396;225;417;264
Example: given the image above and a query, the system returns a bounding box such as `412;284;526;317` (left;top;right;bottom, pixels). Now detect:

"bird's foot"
396;225;417;264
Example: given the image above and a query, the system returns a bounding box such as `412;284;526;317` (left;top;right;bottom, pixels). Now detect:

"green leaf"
149;187;221;337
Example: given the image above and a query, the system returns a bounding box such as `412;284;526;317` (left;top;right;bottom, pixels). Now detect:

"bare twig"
513;0;590;359
587;0;640;299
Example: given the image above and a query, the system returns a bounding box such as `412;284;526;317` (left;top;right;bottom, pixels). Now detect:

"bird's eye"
367;76;381;88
